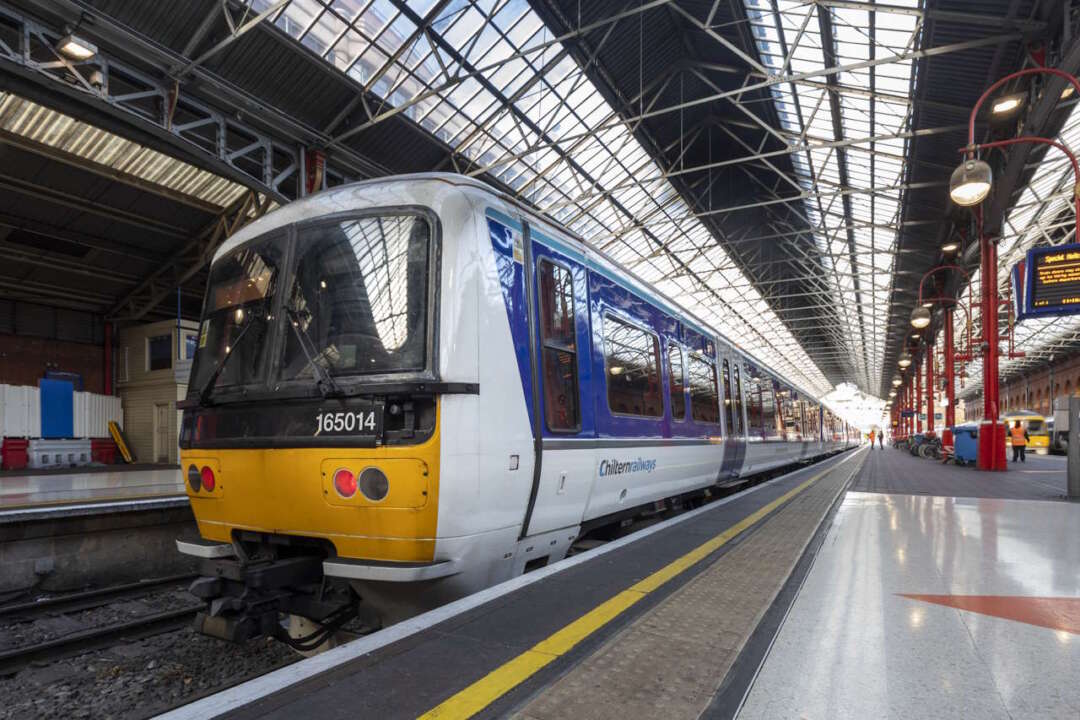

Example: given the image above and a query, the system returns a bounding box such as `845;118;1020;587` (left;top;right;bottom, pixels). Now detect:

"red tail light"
333;468;357;497
200;466;216;492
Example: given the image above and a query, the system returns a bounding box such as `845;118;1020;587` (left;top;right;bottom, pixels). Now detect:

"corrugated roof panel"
0;93;249;209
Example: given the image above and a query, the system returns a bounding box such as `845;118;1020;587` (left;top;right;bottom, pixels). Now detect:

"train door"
720;356;747;475
519;224;595;539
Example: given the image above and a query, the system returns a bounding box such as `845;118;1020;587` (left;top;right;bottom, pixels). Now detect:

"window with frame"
668;343;686;421
721;359;735;431
733;364;745;433
538;259;580;431
603;314;663;418
148;334;172;371
762;377;778;439
689;354;720;424
184;333;198;360
745;366;764;438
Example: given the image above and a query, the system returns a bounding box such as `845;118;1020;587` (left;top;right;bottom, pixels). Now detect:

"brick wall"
0;333;105;393
964;352;1080;419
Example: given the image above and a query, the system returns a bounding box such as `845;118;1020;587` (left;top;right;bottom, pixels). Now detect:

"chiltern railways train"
176;173;856;647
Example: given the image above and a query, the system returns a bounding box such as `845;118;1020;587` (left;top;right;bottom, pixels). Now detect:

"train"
175;173;858;647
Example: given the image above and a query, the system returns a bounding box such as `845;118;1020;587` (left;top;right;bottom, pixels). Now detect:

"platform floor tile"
511;449;862;720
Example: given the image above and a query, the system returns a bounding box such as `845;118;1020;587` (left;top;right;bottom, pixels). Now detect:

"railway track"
0;605;201;676
0;574;202;676
0;573;197;621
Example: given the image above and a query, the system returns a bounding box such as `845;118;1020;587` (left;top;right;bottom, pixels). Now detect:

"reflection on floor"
739;449;1080;720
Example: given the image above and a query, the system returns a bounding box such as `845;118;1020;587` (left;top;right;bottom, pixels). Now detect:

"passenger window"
538;259;579;431
721;359;735;430
733;365;745;432
603;314;662;417
668;343;686;421
746;367;764;439
689;354;720;424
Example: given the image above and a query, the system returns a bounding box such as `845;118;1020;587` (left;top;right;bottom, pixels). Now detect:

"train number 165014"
314;410;378;436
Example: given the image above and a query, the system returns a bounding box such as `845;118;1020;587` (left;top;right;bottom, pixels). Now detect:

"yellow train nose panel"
182;419;440;563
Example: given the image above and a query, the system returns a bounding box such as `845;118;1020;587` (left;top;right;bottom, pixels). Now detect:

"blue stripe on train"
487;215;535;425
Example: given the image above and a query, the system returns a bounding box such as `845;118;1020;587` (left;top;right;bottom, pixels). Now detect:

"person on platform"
868;429;876;448
878;432;884;449
1010;420;1029;463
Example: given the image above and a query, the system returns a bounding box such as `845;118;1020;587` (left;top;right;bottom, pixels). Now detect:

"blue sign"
1021;243;1080;318
901;409;915;418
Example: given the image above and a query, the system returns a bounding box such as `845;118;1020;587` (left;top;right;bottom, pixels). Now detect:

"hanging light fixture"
991;93;1024;115
56;33;97;61
949;158;992;206
942;238;959;253
898;351;912;369
892;377;903;387
911;305;932;329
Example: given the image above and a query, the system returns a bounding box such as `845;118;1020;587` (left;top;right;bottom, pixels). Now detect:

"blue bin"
951;423;978;466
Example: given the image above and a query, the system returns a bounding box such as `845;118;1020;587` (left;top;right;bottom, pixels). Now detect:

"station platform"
0;464;184;512
160;446;1080;720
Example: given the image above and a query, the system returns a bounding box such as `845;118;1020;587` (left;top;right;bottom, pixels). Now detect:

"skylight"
742;0;921;395
250;0;835;396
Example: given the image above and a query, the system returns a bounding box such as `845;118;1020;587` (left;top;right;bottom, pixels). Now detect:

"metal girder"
1;1;393;201
106;190;272;321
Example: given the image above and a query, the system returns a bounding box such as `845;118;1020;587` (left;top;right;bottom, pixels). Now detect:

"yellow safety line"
418;454;854;720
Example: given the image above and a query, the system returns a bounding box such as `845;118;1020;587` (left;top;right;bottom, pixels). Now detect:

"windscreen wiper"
284;306;344;398
196;313;258;406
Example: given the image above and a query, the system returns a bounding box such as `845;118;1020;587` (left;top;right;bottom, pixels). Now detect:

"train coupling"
187;553;361;646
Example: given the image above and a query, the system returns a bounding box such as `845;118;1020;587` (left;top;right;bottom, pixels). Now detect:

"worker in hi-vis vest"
1010;420;1029;463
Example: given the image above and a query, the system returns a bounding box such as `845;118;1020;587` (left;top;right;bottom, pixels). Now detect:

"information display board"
1023;243;1080;318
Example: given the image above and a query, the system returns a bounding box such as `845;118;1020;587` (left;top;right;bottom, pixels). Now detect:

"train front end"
177;184;464;647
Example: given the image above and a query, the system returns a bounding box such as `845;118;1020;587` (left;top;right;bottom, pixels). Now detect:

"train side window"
733;365;745;432
721;359;735;430
746;366;764;439
538;259;580;431
603;314;663;418
690;355;720;424
668;343;686;421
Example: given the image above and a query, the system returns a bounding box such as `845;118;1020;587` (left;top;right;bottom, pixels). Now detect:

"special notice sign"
1022;242;1080;318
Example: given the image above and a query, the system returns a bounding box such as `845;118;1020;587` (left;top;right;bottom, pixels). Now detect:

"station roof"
1;0;1073;399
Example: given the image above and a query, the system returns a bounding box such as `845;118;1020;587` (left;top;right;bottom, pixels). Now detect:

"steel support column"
916;361;923;434
926;344;935;433
978;233;1007;470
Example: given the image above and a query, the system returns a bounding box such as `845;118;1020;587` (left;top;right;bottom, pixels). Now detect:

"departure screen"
1030;245;1080;311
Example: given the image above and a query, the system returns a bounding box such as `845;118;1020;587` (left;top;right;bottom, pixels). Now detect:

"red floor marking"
899;594;1080;634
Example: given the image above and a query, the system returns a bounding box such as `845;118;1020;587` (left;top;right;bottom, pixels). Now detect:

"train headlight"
333;468;357;498
358;467;389;502
200;466;216;492
187;464;201;492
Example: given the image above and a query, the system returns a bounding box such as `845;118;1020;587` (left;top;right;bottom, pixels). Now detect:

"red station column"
942;307;955;451
944;308;956;427
978;233;1007;470
916;361;923;434
926;344;935;433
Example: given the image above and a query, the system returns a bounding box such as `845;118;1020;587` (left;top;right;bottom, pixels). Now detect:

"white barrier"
0;384;122;438
0;384;40;438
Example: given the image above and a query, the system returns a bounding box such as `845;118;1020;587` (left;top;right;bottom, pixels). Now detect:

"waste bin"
951;423;978;466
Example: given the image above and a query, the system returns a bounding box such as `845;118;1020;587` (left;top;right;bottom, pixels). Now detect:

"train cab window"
280;214;432;382
690;355;720;424
668;343;686;421
538;259;579;431
603;314;662;417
